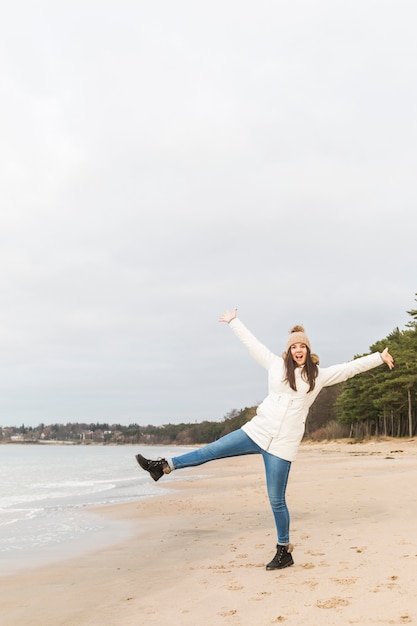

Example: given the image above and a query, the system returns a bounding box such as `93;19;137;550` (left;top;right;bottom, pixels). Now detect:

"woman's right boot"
266;543;294;570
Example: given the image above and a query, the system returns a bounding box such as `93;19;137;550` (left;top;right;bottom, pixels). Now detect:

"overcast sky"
1;1;416;428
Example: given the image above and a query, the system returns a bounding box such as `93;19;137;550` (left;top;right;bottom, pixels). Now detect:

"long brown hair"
283;348;319;392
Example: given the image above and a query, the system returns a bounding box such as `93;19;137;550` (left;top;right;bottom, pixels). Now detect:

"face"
290;342;308;366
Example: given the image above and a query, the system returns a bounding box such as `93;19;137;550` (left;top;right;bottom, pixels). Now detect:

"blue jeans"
171;429;291;545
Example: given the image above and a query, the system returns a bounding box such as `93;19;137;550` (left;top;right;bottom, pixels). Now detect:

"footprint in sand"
251;591;272;601
350;545;367;553
332;577;357;586
205;564;232;573
370;577;400;593
218;609;237;617
316;597;349;609
225;582;244;591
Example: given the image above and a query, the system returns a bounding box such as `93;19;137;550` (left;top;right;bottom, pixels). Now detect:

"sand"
1;438;416;626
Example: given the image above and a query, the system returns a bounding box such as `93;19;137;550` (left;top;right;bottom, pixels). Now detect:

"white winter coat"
229;318;383;462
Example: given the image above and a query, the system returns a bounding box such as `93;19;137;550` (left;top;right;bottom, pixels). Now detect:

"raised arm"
219;309;276;369
320;347;394;388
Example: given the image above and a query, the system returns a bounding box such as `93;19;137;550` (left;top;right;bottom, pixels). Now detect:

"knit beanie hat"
285;324;311;352
282;325;320;365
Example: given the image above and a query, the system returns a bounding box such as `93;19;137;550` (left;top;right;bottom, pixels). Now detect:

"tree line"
335;295;417;440
1;295;416;444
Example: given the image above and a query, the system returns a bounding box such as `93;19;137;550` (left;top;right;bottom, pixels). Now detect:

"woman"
136;309;394;570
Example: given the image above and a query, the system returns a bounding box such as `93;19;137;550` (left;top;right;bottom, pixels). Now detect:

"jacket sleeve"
319;352;384;387
228;318;277;370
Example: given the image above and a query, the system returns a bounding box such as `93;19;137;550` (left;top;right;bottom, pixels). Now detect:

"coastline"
1;438;416;625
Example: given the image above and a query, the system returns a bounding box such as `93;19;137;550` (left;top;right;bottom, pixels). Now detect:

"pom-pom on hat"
282;325;320;365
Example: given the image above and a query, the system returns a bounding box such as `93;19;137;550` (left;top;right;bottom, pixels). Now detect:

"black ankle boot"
135;454;171;482
266;543;294;570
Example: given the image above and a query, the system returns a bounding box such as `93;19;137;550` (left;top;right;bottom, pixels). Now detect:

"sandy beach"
1;438;416;626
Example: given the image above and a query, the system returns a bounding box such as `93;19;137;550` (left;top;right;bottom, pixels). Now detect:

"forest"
334;294;417;440
1;295;416;445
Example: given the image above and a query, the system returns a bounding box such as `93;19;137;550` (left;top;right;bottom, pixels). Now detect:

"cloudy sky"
1;1;416;427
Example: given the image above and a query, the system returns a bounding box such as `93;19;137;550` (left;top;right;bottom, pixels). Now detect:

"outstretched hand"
219;308;237;323
381;347;394;370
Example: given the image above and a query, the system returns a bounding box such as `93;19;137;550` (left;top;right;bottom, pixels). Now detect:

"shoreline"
1;438;417;625
0;509;135;579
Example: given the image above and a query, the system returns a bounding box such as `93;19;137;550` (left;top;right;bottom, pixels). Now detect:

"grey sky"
1;1;416;427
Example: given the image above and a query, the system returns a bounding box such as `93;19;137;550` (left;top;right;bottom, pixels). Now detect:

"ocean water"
0;444;196;577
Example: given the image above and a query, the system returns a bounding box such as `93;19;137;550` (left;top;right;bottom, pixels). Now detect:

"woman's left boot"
135;454;171;481
266;543;294;570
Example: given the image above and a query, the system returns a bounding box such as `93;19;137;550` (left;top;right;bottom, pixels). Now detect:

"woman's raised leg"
171;429;260;469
